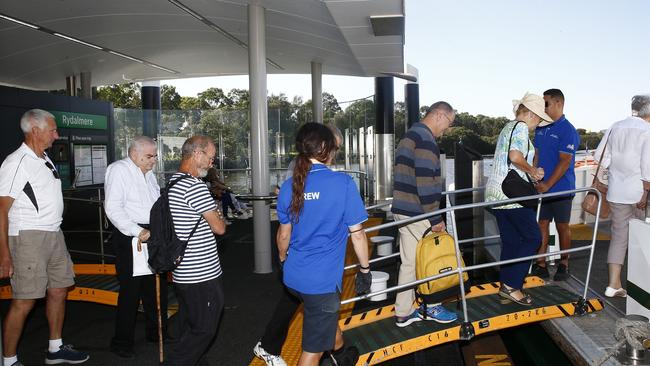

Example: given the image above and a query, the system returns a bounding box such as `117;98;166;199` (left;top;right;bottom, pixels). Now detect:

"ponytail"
287;122;336;223
289;155;311;222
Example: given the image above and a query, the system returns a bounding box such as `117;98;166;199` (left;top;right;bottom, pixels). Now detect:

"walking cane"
155;273;164;364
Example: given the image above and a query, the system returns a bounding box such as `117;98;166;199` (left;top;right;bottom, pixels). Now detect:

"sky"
165;0;650;132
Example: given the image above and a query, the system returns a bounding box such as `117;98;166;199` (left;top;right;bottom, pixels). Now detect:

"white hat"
512;92;555;126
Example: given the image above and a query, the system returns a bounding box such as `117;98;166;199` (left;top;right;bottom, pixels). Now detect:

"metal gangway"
328;186;605;365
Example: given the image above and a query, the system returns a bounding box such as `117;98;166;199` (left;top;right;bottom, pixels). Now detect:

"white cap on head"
512;92;554;126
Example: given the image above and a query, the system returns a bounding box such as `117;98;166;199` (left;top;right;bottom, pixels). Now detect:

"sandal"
499;284;533;306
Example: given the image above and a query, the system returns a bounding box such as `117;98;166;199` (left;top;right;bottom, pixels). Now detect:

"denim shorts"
287;288;340;353
539;196;573;223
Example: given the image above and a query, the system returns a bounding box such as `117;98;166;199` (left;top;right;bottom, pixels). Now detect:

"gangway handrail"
362;186;486;211
343;233;501;271
342;186;603;339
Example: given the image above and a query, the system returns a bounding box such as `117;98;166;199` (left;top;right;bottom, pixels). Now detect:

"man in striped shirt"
167;135;226;366
392;102;458;327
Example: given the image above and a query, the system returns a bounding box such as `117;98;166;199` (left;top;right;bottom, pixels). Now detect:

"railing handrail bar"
363;187;594;234
63;196;103;204
342;242;595;305
342;234;502;271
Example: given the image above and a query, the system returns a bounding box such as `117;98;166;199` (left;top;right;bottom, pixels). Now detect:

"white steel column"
311;61;323;123
248;4;272;274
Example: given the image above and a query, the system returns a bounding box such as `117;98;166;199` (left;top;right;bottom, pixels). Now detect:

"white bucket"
371;236;394;256
369;271;390;301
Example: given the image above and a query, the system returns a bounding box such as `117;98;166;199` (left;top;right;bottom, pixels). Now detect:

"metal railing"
341;187;603;339
62;188;112;264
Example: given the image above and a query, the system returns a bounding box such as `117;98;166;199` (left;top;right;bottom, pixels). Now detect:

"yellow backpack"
415;229;468;302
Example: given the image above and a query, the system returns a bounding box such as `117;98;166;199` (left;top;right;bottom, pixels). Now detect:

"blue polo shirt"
277;163;368;294
534;115;580;195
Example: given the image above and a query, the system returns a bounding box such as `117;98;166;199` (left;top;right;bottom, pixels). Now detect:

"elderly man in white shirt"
0;109;89;366
104;136;167;358
594;94;650;298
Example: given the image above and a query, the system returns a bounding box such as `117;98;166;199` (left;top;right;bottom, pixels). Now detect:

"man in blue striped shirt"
167;135;226;365
392;101;458;327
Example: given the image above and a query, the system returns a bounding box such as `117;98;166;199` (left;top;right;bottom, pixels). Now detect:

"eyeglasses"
44;161;60;179
545;101;549;108
196;150;215;162
442;112;455;125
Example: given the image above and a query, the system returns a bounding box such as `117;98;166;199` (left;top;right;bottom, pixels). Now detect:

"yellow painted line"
339;276;547;331
570;223;610;241
356;298;603;365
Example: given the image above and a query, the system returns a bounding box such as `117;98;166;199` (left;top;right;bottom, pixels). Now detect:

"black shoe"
110;347;135;360
322;346;359;366
553;263;570;281
530;263;550;279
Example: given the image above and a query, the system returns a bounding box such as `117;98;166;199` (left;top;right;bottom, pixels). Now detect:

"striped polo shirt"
392;122;443;225
168;173;222;284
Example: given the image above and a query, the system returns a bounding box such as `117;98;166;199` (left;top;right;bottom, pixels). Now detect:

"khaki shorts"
9;230;75;299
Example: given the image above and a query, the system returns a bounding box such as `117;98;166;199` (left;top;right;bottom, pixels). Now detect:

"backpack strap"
167;173;204;239
23;182;39;212
421;226;432;240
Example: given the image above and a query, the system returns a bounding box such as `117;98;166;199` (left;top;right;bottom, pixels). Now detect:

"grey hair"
425;101;454;116
631;95;650;118
181;135;214;160
20;109;54;133
128;136;156;154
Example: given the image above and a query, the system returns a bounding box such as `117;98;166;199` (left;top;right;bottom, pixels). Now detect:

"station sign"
50;110;108;130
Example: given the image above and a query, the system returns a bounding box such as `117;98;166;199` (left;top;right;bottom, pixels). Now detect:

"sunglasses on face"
45;161;60;179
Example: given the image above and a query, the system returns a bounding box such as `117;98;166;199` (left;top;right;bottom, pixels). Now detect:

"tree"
224;88;250;110
198;87;229;109
179;96;202;110
161;84;181;110
394;101;407;143
96;83;141;108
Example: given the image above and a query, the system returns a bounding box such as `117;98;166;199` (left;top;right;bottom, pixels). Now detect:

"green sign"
50;111;107;130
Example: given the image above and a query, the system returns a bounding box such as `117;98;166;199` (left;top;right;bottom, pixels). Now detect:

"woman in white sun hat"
485;92;553;306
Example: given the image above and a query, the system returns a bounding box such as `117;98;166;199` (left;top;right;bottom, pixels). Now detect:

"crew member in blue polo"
276;122;371;366
531;89;580;281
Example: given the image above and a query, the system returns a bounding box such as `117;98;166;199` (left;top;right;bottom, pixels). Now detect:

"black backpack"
147;174;201;273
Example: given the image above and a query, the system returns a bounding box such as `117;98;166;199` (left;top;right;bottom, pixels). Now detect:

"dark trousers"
111;229;168;351
493;208;542;289
168;278;224;366
260;286;301;355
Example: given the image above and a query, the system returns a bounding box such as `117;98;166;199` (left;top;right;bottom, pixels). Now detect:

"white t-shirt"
104;157;160;237
595;116;650;204
0;143;64;235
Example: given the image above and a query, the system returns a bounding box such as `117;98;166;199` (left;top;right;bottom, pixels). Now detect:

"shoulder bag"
581;138;610;218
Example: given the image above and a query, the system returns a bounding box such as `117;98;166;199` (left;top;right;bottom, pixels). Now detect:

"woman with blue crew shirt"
276;122;372;366
485;93;550;306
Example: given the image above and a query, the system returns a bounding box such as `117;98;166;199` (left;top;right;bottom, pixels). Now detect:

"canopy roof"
0;0;405;90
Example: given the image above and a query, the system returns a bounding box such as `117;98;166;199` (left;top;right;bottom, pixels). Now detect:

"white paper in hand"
132;237;154;277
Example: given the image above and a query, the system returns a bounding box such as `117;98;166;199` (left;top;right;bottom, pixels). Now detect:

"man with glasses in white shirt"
104;136;169;359
0;109;89;366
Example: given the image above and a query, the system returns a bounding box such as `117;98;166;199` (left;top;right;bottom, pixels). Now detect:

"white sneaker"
604;286;627;298
253;342;287;366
